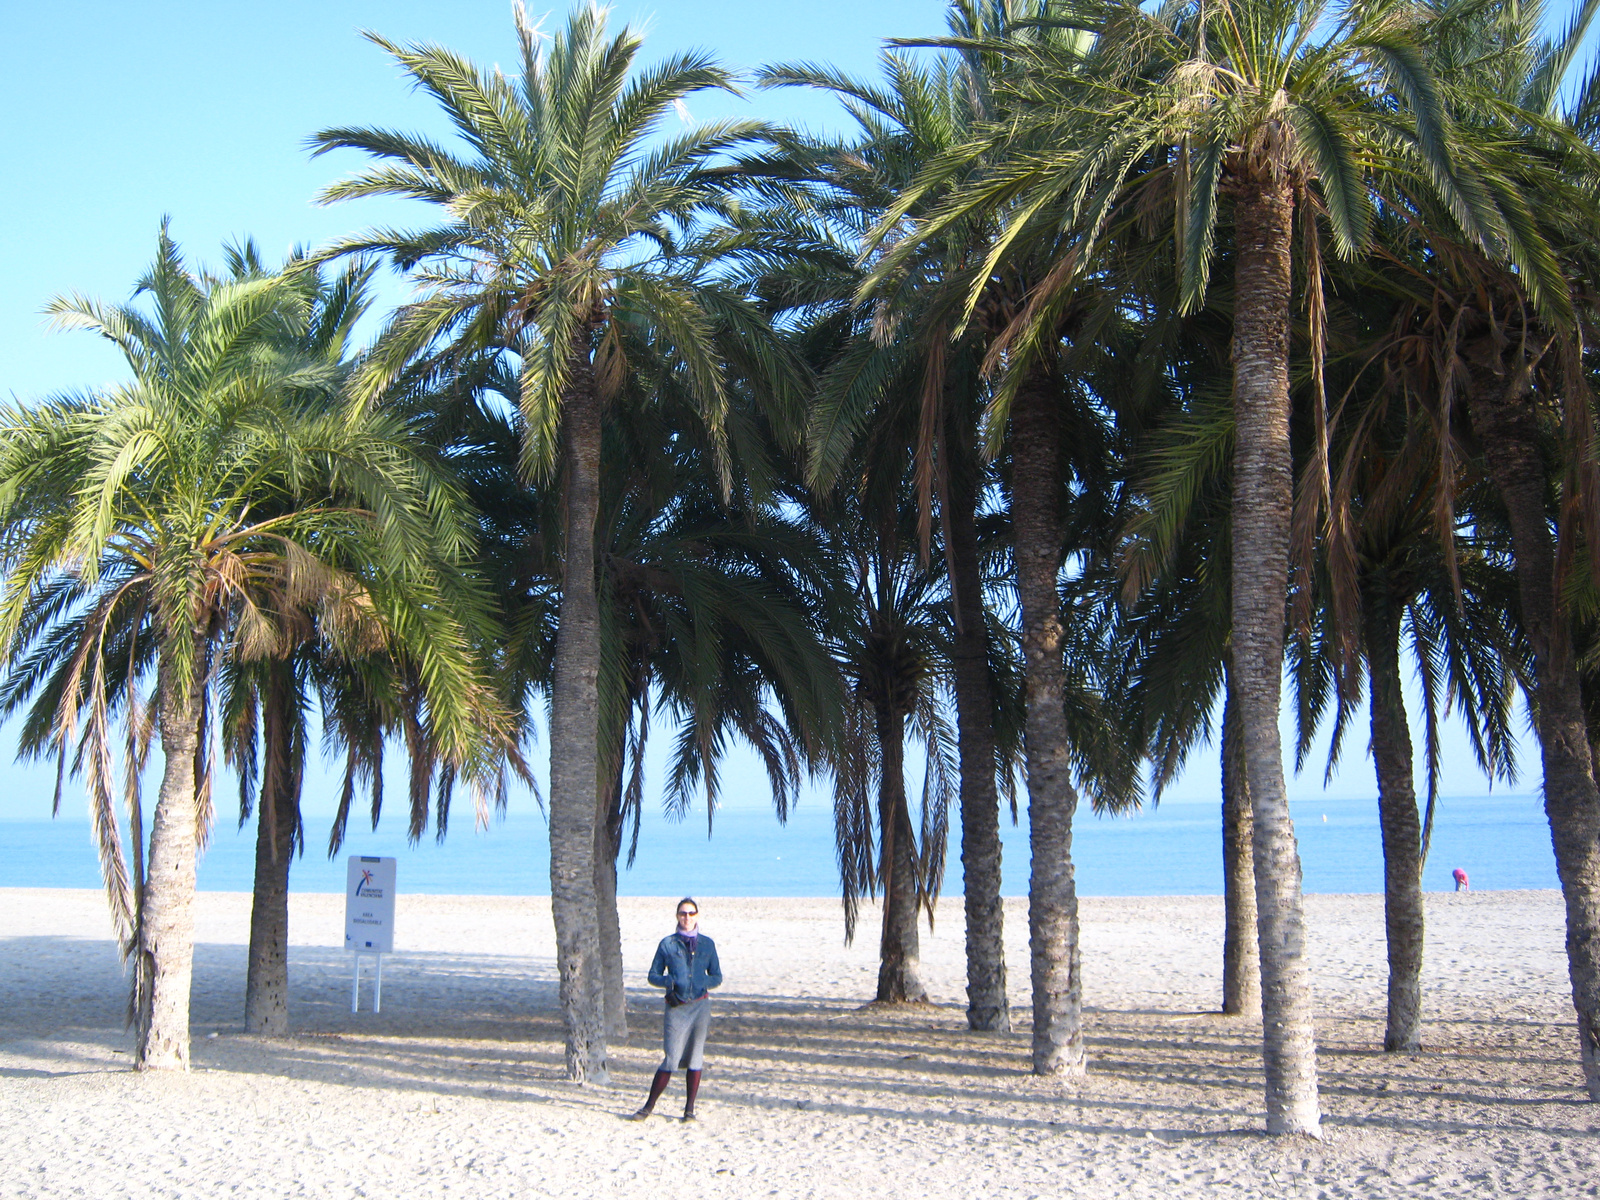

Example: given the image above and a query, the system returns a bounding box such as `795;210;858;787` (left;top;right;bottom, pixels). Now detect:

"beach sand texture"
2;887;1596;1198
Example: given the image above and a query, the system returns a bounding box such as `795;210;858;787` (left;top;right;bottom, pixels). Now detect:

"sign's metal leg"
351;955;361;1013
375;954;384;1014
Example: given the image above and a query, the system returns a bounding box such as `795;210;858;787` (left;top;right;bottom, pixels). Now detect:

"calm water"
0;792;1558;897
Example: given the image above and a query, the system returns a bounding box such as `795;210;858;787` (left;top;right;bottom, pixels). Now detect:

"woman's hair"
677;896;698;914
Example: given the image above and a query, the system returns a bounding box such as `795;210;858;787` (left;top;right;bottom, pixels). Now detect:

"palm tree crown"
311;5;778;481
0;228;499;1068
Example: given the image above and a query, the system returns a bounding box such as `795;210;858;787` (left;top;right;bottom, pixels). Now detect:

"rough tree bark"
548;328;609;1084
1363;584;1425;1053
1010;362;1085;1077
245;661;303;1036
876;701;928;1002
945;403;1009;1031
1220;675;1261;1019
134;643;206;1070
1231;177;1320;1134
595;774;628;1039
1464;337;1600;1100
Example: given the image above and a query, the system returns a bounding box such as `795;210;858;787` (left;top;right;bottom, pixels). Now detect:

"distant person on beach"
630;897;722;1121
1453;867;1470;892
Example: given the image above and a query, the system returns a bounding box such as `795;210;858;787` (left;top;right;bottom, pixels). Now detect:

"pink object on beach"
1453;867;1469;891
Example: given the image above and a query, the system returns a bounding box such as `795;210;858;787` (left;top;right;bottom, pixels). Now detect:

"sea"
0;792;1560;898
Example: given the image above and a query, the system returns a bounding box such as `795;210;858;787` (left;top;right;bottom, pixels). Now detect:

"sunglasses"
677;909;698;917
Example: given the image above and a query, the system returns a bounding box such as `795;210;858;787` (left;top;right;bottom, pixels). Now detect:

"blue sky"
1;1;949;398
0;1;1542;823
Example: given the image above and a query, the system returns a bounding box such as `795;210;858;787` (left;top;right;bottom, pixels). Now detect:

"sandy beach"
1;887;1595;1198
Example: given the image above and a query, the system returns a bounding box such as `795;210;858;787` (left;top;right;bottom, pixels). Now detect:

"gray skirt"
660;994;711;1071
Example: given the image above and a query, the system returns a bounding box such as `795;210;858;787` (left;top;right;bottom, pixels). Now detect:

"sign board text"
344;856;396;954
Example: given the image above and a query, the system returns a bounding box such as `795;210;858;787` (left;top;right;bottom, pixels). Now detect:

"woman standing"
630;898;722;1120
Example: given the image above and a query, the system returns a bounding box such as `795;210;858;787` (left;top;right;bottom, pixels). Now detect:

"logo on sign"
354;869;384;899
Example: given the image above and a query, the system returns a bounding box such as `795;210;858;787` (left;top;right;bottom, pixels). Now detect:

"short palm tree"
0;229;495;1068
814;459;960;1002
1115;378;1261;1018
310;6;786;1081
205;245;508;1036
485;355;846;1037
1290;298;1525;1051
595;393;844;1029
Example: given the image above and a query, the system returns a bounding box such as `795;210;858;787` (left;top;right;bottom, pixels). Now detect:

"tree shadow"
1;933;1590;1142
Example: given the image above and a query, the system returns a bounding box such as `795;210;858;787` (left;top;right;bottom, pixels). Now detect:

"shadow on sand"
1;933;1588;1142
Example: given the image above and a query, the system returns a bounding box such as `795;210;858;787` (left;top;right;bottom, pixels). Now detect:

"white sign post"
345;856;396;1013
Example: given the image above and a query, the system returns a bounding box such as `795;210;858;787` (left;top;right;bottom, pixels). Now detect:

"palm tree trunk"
1221;674;1261;1018
549;330;609;1084
1465;345;1600;1100
945;406;1009;1031
1364;584;1425;1052
245;662;302;1036
1010;363;1085;1077
595;773;627;1039
134;643;206;1070
876;701;928;1002
1231;179;1320;1134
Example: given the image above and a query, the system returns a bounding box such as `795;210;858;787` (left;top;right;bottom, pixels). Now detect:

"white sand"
2;887;1596;1198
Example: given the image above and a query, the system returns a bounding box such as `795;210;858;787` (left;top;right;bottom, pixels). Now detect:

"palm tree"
1289;256;1526;1052
310;6;785;1082
385;304;839;1042
588;368;845;1035
857;13;1137;1080
868;0;1526;1129
812;447;963;1002
1293;427;1523;1053
1340;0;1600;1094
0;229;495;1068
751;24;1023;1029
768;4;1121;1069
1115;384;1262;1018
1352;551;1520;1049
202;243;497;1038
1119;254;1522;1047
1097;226;1270;1021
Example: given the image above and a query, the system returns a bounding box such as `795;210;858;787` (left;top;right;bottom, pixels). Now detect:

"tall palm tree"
869;0;1523;1130
0;229;494;1069
858;9;1139;1080
310;6;785;1081
1346;0;1600;1095
772;3;1124;1070
750;26;1024;1029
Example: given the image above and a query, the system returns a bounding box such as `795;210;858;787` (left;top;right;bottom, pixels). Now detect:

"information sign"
344;856;396;954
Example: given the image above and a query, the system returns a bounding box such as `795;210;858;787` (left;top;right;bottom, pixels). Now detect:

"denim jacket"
648;932;722;1005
